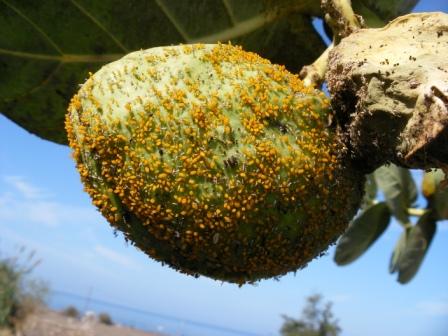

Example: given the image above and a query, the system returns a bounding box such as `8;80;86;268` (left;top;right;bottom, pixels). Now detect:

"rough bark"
327;12;448;172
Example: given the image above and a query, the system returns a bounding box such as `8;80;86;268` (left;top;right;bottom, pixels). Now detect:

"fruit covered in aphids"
66;43;364;284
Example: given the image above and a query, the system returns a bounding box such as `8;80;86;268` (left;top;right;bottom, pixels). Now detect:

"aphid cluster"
66;43;363;284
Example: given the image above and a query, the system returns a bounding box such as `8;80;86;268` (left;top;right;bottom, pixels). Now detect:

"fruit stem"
300;0;363;87
299;43;333;87
321;0;363;44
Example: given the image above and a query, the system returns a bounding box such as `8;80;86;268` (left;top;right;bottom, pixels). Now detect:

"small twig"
321;0;363;43
407;208;428;217
300;0;363;87
299;43;333;87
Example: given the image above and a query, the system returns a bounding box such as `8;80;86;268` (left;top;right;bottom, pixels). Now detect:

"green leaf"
434;191;448;220
389;228;408;274
0;0;419;145
374;164;417;226
335;202;391;265
0;0;326;144
394;213;437;284
422;169;448;220
361;174;377;209
353;0;419;27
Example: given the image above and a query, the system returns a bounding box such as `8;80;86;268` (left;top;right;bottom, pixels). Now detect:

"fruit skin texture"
66;43;364;284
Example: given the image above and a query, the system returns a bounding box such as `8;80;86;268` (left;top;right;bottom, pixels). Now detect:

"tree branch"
300;0;363;87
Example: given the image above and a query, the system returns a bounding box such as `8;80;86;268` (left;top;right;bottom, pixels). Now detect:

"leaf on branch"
389;228;407;274
0;0;326;144
390;212;437;284
353;0;419;27
374;164;417;226
361;174;377;209
422;169;448;220
334;202;391;265
0;0;420;145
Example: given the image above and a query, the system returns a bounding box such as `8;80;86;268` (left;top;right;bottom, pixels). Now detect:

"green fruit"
66;43;363;284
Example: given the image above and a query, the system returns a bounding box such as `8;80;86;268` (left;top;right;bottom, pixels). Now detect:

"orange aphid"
65;43;364;285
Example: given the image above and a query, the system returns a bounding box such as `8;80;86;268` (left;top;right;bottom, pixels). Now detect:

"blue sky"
1;1;448;336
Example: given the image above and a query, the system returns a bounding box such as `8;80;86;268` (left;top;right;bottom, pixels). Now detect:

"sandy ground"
5;308;162;336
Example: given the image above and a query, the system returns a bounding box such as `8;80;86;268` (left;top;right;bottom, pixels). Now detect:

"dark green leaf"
361;174;377;209
389;228;408;274
335;202;391;265
0;0;327;144
374;164;417;226
422;169;448;220
434;191;448;220
353;0;419;27
0;0;419;145
395;212;437;284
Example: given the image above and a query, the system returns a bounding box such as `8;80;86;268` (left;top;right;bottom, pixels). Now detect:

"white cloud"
417;300;448;316
0;227;120;280
0;175;101;228
0;175;143;281
94;245;141;270
3;175;49;199
26;201;60;227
